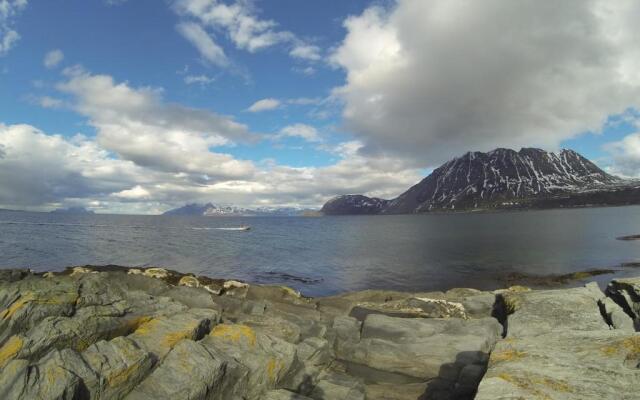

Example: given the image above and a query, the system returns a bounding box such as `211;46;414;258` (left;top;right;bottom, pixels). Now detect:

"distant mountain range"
163;202;314;217
50;206;95;215
322;148;640;215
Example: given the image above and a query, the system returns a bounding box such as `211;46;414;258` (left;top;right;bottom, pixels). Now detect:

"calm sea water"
2;207;640;296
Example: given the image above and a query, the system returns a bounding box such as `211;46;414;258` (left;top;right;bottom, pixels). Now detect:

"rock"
0;278;80;344
334;314;501;384
309;370;365;400
82;336;155;399
0;357;82;400
1;268;639;400
224;280;249;290
501;286;609;338
349;297;467;321
263;389;314;400
282;337;333;394
202;323;297;399
606;277;640;328
599;296;635;332
476;330;640;399
125;339;227;400
177;275;200;288
477;283;640;399
142;267;170;280
127;308;218;358
364;383;428;400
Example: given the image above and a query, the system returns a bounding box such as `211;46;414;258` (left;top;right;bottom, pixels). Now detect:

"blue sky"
0;0;364;167
1;0;640;213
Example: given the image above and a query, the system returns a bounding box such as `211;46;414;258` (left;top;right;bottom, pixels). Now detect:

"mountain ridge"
322;148;637;215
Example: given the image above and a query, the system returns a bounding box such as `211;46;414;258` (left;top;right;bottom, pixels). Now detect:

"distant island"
322;147;640;215
50;206;95;215
163;202;316;217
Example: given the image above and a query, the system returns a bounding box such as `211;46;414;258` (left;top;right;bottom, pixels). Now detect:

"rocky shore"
0;266;638;399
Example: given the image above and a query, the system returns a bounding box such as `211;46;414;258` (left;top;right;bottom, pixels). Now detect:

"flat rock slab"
476;330;640;399
502;286;610;338
334;313;502;393
125;339;228;400
478;284;640;400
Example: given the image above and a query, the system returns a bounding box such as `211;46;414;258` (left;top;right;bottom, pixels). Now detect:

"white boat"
216;226;251;231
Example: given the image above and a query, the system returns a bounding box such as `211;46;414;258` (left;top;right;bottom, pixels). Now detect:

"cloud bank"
331;0;640;166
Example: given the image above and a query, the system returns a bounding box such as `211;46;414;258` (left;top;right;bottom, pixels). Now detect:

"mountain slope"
321;195;389;215
322;148;625;215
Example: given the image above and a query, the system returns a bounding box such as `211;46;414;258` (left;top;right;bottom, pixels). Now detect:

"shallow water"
1;207;640;296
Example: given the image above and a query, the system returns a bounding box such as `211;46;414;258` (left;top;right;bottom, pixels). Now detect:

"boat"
215;226;251;231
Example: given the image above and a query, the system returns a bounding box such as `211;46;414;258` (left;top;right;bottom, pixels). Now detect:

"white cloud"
35;95;64;109
331;0;640;166
292;66;316;76
173;0;320;62
56;69;256;181
176;22;229;67
290;43;321;61
113;185;151;200
247;98;280;112
277;123;321;142
184;74;215;85
0;119;421;213
43;49;64;69
0;123;145;208
0;0;27;56
603;112;640;177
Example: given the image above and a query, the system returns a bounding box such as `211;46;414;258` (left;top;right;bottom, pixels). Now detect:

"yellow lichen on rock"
106;361;141;387
266;358;282;383
0;292;35;320
178;275;200;288
1;290;80;320
210;324;256;347
496;371;572;399
133;318;161;336
163;322;200;348
489;348;527;365
600;336;640;357
502;294;522;314
0;336;24;367
70;266;96;277
143;268;169;279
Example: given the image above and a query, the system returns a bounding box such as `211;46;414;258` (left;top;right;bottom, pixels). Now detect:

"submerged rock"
0;266;638;399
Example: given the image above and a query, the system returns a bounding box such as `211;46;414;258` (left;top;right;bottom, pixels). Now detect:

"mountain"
320;195;389;215
163;203;313;217
322;148;636;215
51;206;95;214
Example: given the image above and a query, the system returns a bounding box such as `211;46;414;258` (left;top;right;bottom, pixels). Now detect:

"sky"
1;0;640;214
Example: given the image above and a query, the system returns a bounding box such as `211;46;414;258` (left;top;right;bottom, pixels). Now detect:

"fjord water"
2;207;640;296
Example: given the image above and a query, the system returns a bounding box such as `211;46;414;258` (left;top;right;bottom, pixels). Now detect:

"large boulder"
477;283;640;399
125;339;241;400
201;323;298;399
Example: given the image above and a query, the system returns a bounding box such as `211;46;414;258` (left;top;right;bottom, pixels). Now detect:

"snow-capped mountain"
322;148;628;215
163;203;311;216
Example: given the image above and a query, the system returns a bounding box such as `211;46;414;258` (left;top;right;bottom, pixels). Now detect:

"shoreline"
0;265;638;399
